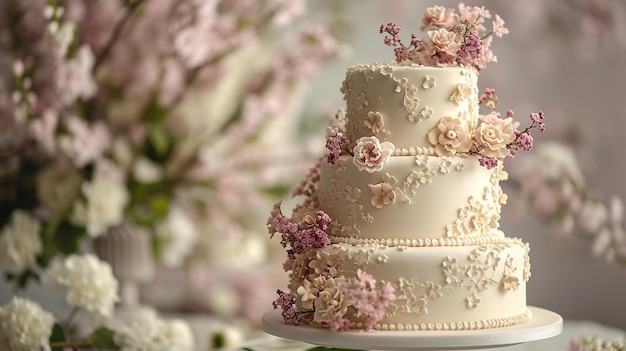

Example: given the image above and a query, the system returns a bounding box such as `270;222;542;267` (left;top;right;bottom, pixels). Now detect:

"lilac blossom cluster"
379;5;509;70
325;134;344;165
272;290;302;326
267;202;331;262
339;270;396;331
325;134;349;165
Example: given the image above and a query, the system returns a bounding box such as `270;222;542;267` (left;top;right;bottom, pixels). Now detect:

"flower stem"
49;340;92;349
62;306;80;330
92;0;147;73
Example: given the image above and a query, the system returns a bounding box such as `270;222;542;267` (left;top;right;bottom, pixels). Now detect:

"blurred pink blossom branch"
509;142;626;269
0;0;342;302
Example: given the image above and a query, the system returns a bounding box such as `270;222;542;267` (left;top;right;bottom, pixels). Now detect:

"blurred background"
0;0;625;348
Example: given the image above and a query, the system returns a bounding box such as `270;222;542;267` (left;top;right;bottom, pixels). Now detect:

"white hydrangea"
43;253;119;318
207;325;243;351
0;297;55;351
132;157;164;183
164;319;195;351
534;142;582;180
36;164;83;213
71;172;129;237
0;210;42;274
155;207;196;268
114;308;194;351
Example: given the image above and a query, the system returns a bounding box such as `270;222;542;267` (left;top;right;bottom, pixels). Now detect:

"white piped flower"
0;211;42;275
0;297;55;351
43;253;119;318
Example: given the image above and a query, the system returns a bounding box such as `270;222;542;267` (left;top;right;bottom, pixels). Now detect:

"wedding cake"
268;5;545;332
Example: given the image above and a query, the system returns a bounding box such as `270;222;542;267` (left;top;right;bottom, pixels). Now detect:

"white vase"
94;222;155;311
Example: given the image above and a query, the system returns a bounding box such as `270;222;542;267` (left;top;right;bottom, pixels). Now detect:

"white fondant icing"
280;63;533;332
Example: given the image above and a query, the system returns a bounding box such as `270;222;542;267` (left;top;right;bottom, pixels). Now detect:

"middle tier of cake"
318;154;508;241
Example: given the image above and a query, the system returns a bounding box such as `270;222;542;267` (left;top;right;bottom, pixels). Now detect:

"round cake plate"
262;306;563;351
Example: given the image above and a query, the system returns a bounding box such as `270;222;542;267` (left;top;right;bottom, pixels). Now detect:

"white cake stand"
262;306;562;351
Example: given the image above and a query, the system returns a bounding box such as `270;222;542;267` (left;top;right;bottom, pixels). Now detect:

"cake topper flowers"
380;4;509;70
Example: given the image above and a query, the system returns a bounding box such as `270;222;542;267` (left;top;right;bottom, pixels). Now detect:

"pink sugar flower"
421;5;458;31
352;136;395;173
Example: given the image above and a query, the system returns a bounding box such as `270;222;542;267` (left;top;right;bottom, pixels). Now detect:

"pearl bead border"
349;308;533;331
329;232;506;247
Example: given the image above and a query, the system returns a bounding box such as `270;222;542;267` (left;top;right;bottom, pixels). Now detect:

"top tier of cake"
319;62;508;243
341;62;479;153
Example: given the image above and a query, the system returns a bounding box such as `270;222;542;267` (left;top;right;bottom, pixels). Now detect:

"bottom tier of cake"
288;237;531;331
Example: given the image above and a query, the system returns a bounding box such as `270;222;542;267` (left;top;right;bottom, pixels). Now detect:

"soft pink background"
1;0;625;331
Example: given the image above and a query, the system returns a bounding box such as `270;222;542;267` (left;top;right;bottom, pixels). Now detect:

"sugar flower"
380;4;508;70
154;206;197;268
340;270;396;331
364;111;385;134
0;297;55;351
427;116;471;156
421;5;458;31
313;278;349;331
450;83;475;105
0;211;42;275
296;279;319;310
368;182;396;208
476;117;516;158
427;28;462;56
43;253;119;318
352;136;395;173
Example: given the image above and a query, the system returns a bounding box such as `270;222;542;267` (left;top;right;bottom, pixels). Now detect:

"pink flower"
352;136;395;173
29;109;58;154
458;4;490;32
55;45;97;107
421;6;458;31
427;116;471;156
492;15;509;38
476;117;516;158
59;117;111;168
427;28;462;56
339;270;396;331
313;278;349;330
